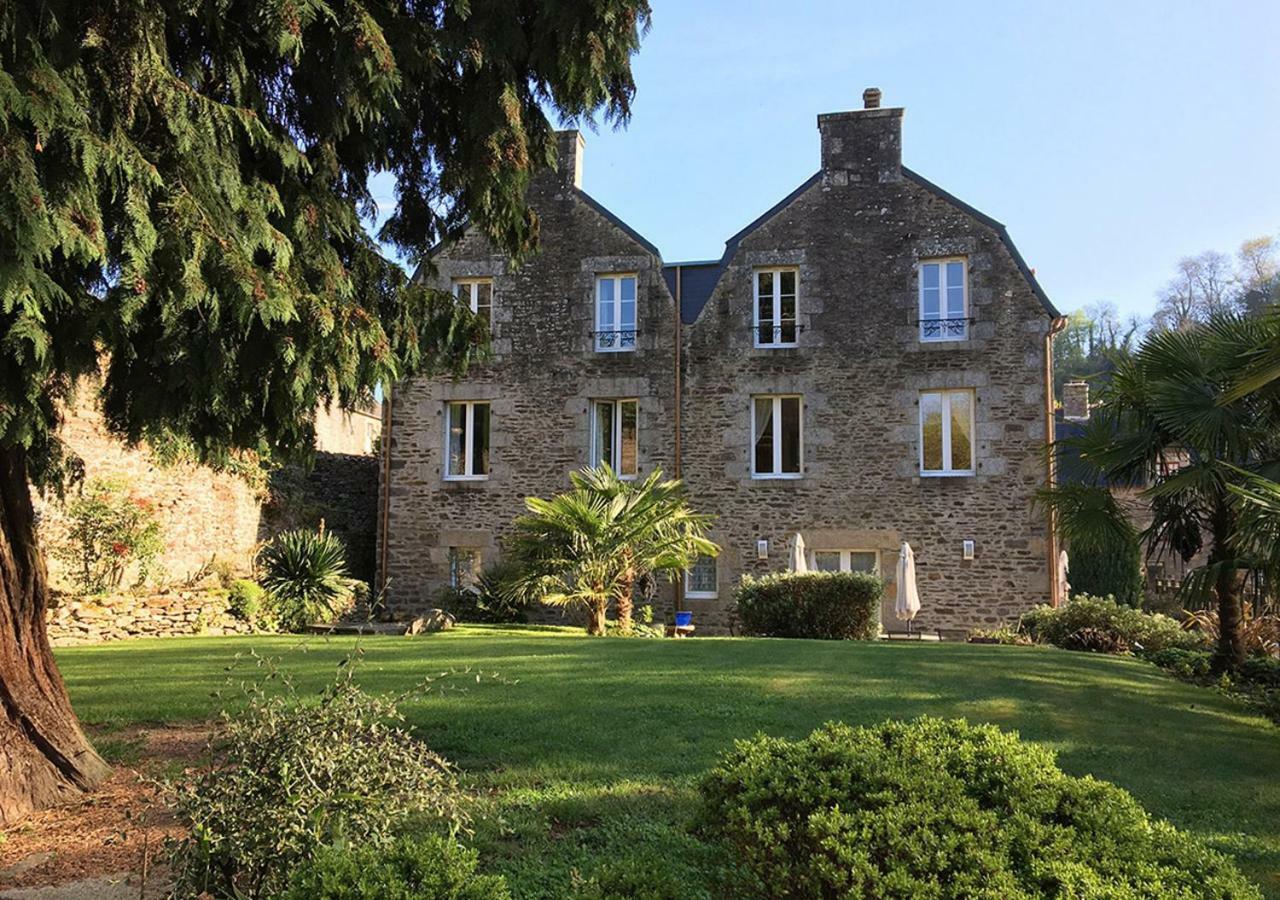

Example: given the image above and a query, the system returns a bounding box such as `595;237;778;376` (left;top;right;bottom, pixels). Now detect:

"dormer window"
452;278;492;330
595;274;637;352
754;268;798;347
919;259;967;342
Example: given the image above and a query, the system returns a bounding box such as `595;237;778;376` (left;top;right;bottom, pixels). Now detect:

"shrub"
697;717;1259;899
258;528;354;631
1067;534;1146;607
967;625;1032;645
282;835;509;900
54;477;164;593
1020;593;1203;653
734;572;881;640
438;559;537;624
1061;625;1129;654
1143;647;1214;679
168;662;464;898
226;579;268;625
1240;654;1280;689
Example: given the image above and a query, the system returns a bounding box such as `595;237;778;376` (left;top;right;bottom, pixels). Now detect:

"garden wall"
34;390;382;591
45;588;252;646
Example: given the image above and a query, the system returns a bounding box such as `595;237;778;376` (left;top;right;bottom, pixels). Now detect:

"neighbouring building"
379;89;1065;634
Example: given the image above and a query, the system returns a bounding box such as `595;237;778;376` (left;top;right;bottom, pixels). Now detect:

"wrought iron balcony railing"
593;329;638;349
918;317;970;340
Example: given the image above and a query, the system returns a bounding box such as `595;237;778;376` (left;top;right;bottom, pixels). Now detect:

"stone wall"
46;588;254;646
36;391;381;594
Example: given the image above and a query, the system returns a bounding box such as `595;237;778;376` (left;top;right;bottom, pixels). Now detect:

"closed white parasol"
789;532;809;574
895;542;921;634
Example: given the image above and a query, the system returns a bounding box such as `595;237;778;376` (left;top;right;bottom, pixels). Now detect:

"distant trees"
1153;236;1278;331
1052;302;1142;396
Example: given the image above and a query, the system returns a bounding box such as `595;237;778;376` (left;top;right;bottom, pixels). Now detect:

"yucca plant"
508;465;718;635
259;528;354;632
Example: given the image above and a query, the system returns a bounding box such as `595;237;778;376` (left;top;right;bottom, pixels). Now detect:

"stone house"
379;89;1065;634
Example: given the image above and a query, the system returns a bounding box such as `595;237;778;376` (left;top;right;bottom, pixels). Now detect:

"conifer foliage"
0;0;650;823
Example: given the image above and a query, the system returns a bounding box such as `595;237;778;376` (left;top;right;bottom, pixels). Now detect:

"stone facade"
381;94;1061;634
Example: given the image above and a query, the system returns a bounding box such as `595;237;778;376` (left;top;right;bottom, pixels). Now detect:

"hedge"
697;717;1260;898
734;572;881;640
1020;593;1204;654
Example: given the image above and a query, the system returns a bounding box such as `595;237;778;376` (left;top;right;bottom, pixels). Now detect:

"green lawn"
56;626;1280;897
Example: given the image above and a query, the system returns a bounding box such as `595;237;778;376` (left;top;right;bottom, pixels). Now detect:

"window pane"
757;270;774;299
946;285;964;319
780;397;801;474
921;263;939;290
688;555;717;594
921;392;944;472
849;551;877;573
949;392;972;472
449;547;481;589
945;261;964;289
598;278;614;330
452;281;464;299
779;293;797;343
814;551;840;572
594;401;614;467
753;397;774;474
779;270;796;297
619;401;638;475
620;276;636;302
922;286;940;318
447;403;467;476
471;403;490;475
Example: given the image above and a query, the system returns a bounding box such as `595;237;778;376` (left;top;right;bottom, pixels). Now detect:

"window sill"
443;475;491;483
684;592;718;601
751;473;804;480
594;347;638;354
753;343;800;350
919;470;975;478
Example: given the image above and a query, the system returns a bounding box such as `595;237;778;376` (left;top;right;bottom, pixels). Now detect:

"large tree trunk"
0;447;109;825
586;598;607;636
616;572;634;633
1209;505;1246;673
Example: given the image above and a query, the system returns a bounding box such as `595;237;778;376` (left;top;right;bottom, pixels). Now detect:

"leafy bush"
1183;603;1280;657
967;625;1033;645
168;661;464;898
1067;534;1146;607
54;477;164;593
1143;647;1214;679
734;572;881;640
258;528;354;631
226;579;269;626
282;835;509;900
1021;593;1203;653
1240;654;1280;689
438;559;537;624
697;717;1259;899
1061;625;1130;654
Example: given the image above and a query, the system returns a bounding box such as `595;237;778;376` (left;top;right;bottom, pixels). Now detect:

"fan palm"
1041;314;1280;670
507;465;718;635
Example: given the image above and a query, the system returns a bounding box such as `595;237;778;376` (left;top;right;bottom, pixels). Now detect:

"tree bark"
586;599;607;636
1209;504;1246;673
616;572;634;634
0;447;109;825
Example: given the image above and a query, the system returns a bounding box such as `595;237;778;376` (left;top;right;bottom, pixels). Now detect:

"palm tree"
1042;315;1280;670
507;465;718;635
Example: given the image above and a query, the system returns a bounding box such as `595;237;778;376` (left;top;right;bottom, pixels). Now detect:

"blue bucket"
675;611;693;628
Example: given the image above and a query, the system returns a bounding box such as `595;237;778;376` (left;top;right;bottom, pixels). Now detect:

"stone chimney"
555;129;584;189
1062;381;1090;421
817;87;903;185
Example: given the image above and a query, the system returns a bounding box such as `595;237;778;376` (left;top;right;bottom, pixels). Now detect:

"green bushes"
697;717;1259;899
1143;647;1214;679
438;559;536;624
168;663;463;898
1067;534;1146;607
258;528;355;631
733;572;881;640
1021;593;1203;653
54;477;164;593
282;836;509;900
226;579;271;629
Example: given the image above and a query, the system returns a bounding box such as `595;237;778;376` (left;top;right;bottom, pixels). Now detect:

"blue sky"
376;1;1280;320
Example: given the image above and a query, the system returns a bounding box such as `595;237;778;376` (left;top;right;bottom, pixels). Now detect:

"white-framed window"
448;546;482;588
595;274;637;352
453;278;493;330
444;401;490;480
919;258;967;342
754;268;798;347
920;389;975;476
751;395;802;478
685;555;718;599
813;550;879;574
591;399;639;477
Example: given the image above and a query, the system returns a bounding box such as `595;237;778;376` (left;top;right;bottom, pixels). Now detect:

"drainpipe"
1044;315;1068;606
377;385;394;599
673;265;684;614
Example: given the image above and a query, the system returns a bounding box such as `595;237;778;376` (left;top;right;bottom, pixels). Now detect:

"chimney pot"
1062;381;1090;421
863;87;882;109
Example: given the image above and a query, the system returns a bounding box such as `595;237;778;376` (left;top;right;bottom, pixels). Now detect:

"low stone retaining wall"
46;588;254;646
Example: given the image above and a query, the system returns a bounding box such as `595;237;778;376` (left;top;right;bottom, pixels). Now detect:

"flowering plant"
54;478;164;593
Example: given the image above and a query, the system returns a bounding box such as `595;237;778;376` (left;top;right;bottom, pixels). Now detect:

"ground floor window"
813;549;879;574
448;547;482;588
591;398;638;477
445;401;490;480
685;555;718;599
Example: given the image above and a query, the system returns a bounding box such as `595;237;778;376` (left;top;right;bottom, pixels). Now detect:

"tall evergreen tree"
0;0;650;822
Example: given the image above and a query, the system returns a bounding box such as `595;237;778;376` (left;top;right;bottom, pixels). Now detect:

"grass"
56;625;1280;897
